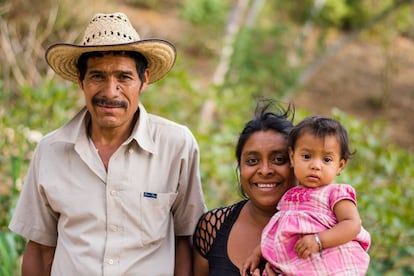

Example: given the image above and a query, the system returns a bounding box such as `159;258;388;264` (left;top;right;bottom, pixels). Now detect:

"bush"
328;109;414;274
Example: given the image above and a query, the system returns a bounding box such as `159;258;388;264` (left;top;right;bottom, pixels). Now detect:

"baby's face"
289;133;346;188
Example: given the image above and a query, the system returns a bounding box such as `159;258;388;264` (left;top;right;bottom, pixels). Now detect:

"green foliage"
319;0;352;28
0;232;25;276
0;79;81;191
180;0;228;26
327;109;414;275
276;0;413;33
5;79;80;131
229;23;303;99
1;1;413;274
178;0;229;57
142;57;206;127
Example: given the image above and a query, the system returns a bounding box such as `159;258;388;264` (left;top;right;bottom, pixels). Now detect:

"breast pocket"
138;192;178;245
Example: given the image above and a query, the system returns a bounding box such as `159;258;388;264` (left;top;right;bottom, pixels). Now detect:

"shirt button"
110;190;117;196
108;259;114;265
111;225;118;232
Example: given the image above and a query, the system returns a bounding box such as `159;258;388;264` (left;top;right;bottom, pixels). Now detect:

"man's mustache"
92;97;128;108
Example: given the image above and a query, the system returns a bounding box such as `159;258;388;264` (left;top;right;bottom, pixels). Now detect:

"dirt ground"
294;38;414;152
104;2;414;152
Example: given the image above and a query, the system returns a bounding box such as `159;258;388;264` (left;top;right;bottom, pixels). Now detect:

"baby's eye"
324;157;333;162
302;154;311;160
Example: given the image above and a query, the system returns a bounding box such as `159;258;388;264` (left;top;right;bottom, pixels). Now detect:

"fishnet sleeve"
193;205;234;258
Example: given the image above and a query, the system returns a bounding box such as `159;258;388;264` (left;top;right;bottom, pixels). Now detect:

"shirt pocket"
138;191;178;245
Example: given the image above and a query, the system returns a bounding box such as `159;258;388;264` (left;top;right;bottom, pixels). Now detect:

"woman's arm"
193;248;209;276
22;240;55;276
295;199;361;258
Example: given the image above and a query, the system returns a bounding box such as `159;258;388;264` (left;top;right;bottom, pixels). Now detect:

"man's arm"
22;240;55;276
175;235;192;276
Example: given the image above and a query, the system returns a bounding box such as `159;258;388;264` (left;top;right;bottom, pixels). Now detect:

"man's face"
80;53;149;132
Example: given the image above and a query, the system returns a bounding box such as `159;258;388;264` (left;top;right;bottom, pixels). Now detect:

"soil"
293;38;414;152
104;2;414;152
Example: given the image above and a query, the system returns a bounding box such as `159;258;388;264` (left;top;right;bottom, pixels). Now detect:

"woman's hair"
288;115;354;160
235;99;295;197
77;51;148;83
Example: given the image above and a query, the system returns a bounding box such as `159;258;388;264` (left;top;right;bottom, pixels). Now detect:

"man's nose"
103;78;120;97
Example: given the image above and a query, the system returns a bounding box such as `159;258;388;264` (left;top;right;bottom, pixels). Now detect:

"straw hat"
45;12;176;84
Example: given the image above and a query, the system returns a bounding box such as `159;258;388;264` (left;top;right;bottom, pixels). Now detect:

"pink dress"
261;184;371;276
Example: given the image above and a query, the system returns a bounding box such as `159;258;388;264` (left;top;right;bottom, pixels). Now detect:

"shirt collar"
49;103;157;155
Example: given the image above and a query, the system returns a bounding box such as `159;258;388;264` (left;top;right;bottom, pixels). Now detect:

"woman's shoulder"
193;200;247;257
201;200;246;222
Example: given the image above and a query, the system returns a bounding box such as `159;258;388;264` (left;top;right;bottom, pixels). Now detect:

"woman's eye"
272;155;288;165
245;158;258;166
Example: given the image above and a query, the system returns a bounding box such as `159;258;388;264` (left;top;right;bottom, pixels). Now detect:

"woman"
193;99;296;275
242;116;370;276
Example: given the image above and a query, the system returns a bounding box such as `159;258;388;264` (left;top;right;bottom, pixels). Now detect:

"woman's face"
240;130;295;212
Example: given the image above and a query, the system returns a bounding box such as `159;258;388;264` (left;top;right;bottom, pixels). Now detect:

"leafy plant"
1;1;413;274
0;231;25;276
328;109;414;275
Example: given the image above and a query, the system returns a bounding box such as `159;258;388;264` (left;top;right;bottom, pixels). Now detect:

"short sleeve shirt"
9;104;207;275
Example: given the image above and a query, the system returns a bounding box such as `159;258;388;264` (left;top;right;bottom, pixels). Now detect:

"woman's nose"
258;162;274;175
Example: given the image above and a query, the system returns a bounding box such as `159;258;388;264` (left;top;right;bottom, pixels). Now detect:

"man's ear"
139;69;150;93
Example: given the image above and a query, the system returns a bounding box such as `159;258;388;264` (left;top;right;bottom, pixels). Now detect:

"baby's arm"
241;244;262;276
295;199;362;258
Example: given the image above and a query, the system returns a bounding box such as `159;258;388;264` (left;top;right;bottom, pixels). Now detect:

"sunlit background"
1;0;413;274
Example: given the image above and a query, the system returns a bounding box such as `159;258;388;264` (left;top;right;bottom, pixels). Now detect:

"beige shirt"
9;104;206;275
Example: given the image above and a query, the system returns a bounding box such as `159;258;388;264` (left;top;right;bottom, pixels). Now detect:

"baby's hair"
288;116;355;160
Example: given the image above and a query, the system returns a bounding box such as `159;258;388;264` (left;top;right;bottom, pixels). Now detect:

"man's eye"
90;74;103;80
119;74;133;81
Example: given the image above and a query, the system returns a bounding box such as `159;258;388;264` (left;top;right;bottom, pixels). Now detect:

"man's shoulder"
147;113;186;129
36;128;60;146
146;113;195;140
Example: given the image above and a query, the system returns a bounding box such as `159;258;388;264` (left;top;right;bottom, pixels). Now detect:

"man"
9;12;206;275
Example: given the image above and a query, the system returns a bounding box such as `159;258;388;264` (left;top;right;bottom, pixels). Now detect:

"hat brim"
45;39;176;84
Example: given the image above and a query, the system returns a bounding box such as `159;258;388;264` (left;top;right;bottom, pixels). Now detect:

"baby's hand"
240;254;261;276
294;234;320;258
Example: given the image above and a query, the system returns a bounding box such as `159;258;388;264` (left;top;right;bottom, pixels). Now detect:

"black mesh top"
193;200;248;275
